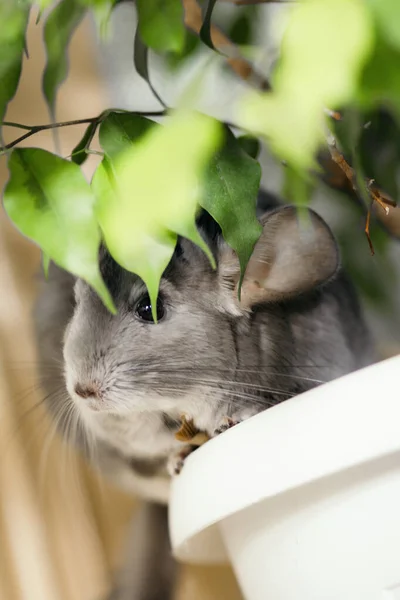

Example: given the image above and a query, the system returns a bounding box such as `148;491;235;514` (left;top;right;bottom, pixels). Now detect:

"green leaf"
282;164;316;208
199;126;262;292
228;7;258;47
99;112;156;158
4;148;115;313
42;0;87;117
199;0;218;50
239;0;373;170
133;27;166;107
167;28;200;71
359;34;400;113
29;0;53;8
367;0;400;51
31;0;53;24
237;135;261;159
359;109;400;200
0;1;30;123
331;108;361;159
92;157;176;322
332;109;372;206
71;120;98;165
92;111;222;320
136;0;185;54
337;215;395;310
76;0;119;39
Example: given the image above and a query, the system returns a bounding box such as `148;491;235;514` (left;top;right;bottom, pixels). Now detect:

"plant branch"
182;1;394;250
183;0;270;90
326;133;396;214
1;118;98;152
2;122;34;131
0;110;166;153
324;130;397;253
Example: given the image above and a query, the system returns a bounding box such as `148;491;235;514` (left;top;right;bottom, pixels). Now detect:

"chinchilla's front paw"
167;444;196;476
212;408;258;438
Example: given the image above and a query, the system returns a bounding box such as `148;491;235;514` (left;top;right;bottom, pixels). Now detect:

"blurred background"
0;3;398;600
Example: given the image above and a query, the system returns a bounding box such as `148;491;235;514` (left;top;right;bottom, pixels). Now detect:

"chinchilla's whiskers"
116;356;330;370
65;402;78;448
57;409;103;545
36;374;65;387
80;415;98;466
118;368;320;389
151;385;289;409
5;386;66;455
161;374;302;394
199;388;292;408
38;400;83;508
4;358;65;373
4;364;63;374
10;367;95;469
14;396;50;433
48;393;75;444
129;373;296;398
118;364;328;386
9;374;65;424
38;393;72;493
10;380;49;408
215;368;326;385
112;377;292;407
38;424;57;495
60;399;95;467
107;391;167;425
9;359;329;389
63;405;87;506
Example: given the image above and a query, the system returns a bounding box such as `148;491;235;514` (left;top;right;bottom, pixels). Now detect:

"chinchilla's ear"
218;206;339;309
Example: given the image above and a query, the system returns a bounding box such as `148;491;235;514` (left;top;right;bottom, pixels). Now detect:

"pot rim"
169;355;400;562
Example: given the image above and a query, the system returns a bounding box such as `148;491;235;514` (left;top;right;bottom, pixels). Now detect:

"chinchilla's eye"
134;295;165;323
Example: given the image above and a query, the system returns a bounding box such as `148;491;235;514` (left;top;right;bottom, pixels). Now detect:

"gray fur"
33;193;375;600
108;503;176;600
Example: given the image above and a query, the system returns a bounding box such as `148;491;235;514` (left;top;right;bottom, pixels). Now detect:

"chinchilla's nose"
74;382;100;399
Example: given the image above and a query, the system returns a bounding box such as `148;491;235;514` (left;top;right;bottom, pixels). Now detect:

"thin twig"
325;130;396;253
1;118;97;152
182;0;270;90
0;110;166;153
3;117;103;130
326;135;355;187
2;122;33;131
364;205;374;255
182;1;395;250
326;133;396;210
366;179;395;214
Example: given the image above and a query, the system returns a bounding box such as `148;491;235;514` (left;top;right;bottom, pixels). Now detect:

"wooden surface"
0;12;242;600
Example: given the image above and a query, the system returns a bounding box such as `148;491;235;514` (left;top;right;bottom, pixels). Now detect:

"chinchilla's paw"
167;444;196;476
212;408;258;437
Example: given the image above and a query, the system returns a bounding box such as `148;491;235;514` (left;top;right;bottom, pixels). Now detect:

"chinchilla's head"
63;206;339;426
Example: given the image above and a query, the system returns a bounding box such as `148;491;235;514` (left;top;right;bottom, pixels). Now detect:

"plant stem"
183;0;270;90
2;122;33;131
0;110;166;153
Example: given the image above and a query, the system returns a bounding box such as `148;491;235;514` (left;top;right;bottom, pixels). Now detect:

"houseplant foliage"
1;0;399;318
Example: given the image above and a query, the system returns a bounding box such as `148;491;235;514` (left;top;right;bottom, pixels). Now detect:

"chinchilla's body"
34;190;375;599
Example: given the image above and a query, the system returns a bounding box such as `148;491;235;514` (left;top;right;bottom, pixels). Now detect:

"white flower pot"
169;355;400;600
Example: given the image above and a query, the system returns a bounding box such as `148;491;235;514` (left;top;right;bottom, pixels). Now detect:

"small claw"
173;459;184;476
167;445;195;477
213;417;239;437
